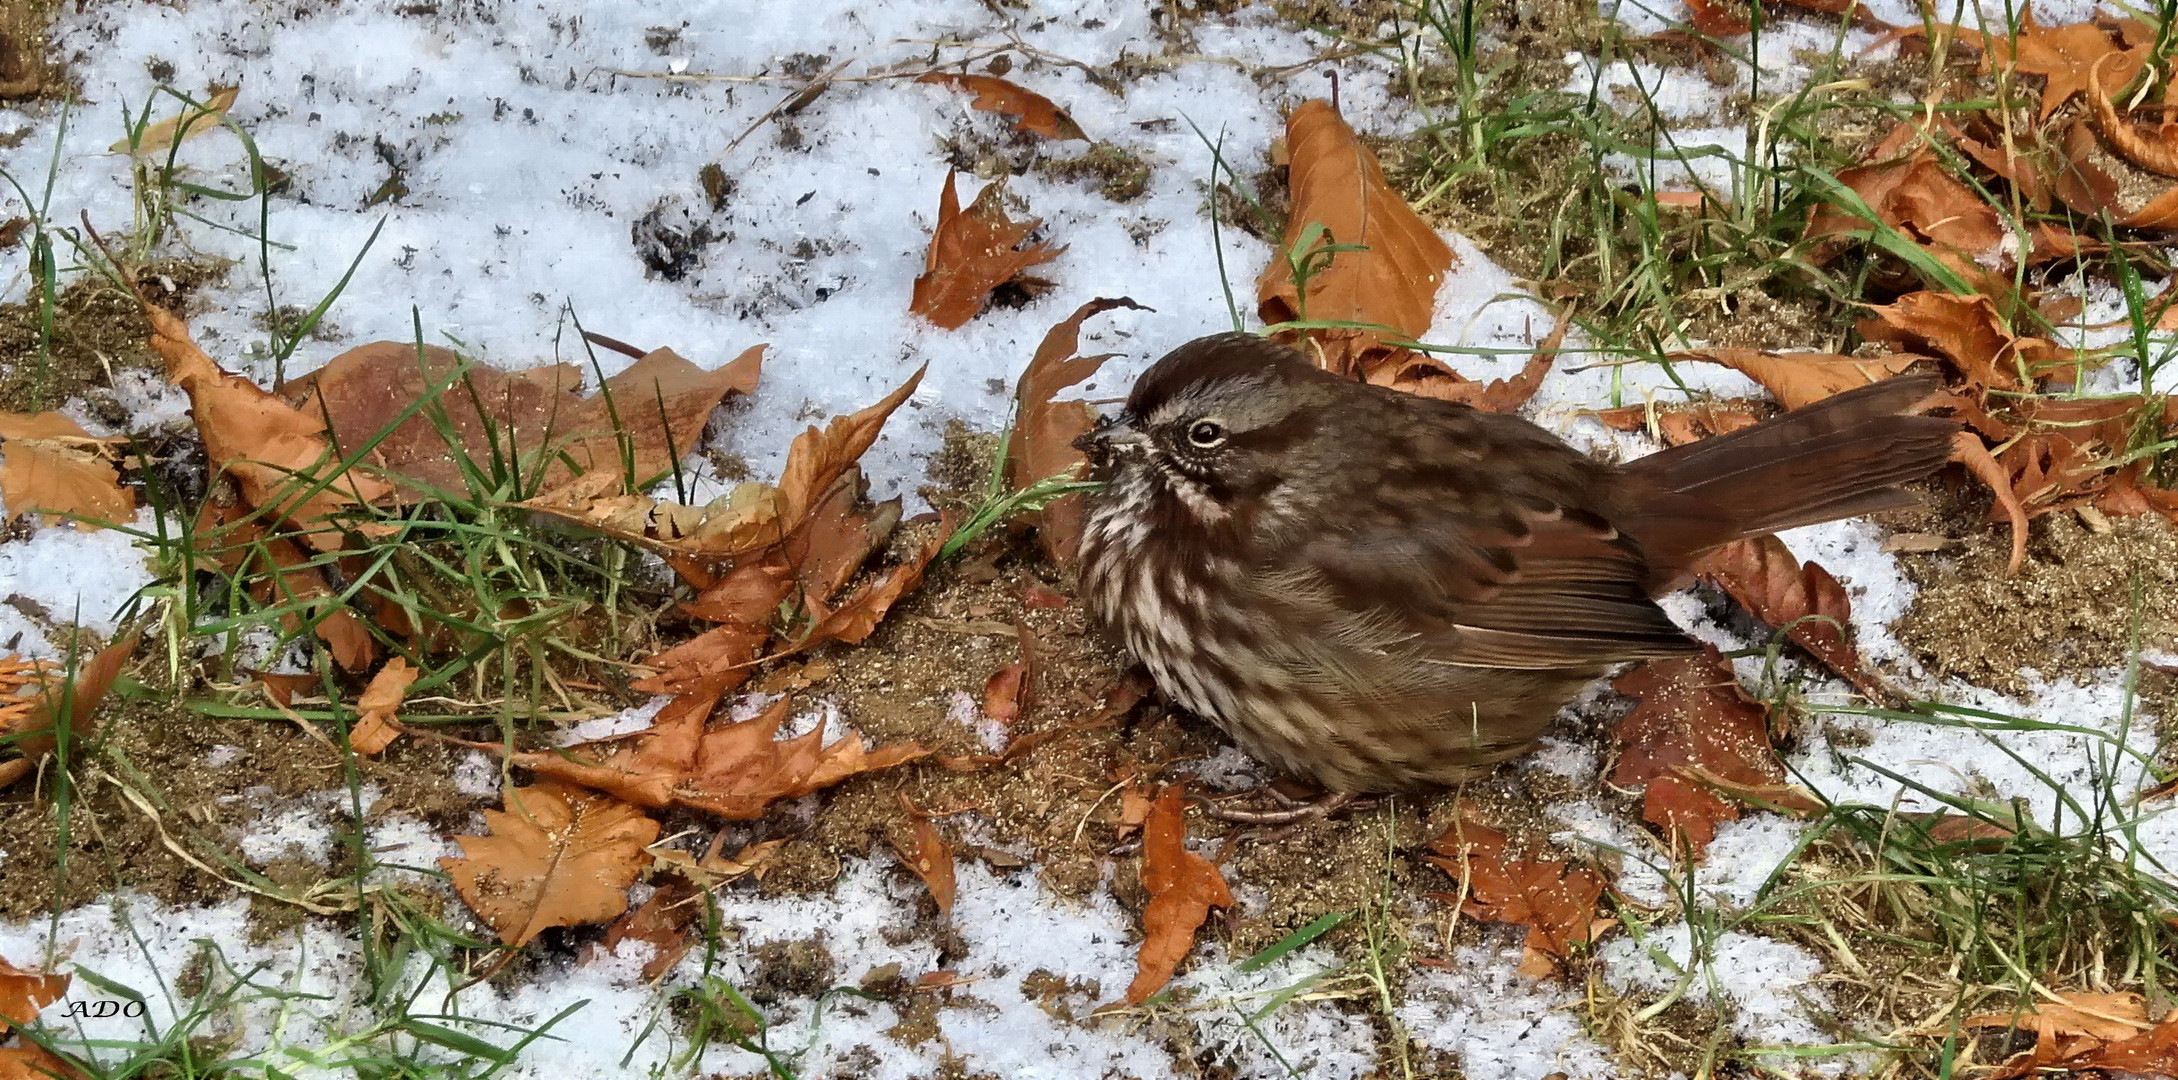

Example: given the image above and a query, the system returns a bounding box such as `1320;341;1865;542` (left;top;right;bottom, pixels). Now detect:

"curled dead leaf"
1694;536;1874;697
1007;297;1148;566
1124;784;1233;1003
1425;815;1606;975
348;656;416;756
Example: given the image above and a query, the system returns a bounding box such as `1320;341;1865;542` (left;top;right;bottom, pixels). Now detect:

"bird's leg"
1204;789;1367;824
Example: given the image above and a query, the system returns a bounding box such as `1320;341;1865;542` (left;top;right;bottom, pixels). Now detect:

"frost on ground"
0;0;2170;1078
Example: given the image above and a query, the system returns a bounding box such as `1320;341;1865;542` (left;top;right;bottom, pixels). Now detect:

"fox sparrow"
1075;333;1956;794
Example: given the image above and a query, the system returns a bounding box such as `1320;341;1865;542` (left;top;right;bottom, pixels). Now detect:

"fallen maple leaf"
0;953;66;1032
893;796;957;918
1367;308;1564;411
0;412;132;528
1258;99;1453;378
1125;784;1233;1003
1695;536;1873;695
1007;297;1147;566
441;780;659;947
348;657;416;755
1609;648;1784;857
1670;349;1925;410
291;341;761;499
778;367;927;528
918;72;1086;140
497;688;928;820
801;515;951;648
911;172;1064;330
113;84;238;153
1425;815;1607;975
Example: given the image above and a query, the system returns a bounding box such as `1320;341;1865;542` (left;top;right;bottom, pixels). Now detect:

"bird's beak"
1074;412;1147;453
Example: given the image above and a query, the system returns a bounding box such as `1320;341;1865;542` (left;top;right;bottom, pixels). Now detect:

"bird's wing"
1265;496;1697;671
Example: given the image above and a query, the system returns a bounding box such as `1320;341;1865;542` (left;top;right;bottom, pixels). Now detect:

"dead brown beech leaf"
1591;400;1766;445
1424;815;1608;978
893;795;957;918
440;779;659;948
348;656;416;755
291;341;761;499
917;72;1086;141
1609;648;1784;858
911;172;1064;330
1859;290;2061;395
1007;297;1147;566
1694;536;1873;695
496;688;928;821
1981;10;2150;123
1668;349;1924;410
0;412;131;528
113;84;238;153
1258;99;1454;379
0;952;67;1032
139;302;391;551
1125;784;1233;1004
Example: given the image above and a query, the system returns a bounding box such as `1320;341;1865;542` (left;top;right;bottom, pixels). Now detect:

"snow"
1398;938;1619;1080
0;510;156;655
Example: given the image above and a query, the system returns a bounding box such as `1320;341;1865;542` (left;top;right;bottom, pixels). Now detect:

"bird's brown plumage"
1076;333;1956;792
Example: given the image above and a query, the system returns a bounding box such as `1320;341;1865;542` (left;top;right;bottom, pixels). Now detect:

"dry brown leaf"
590;873;699;982
440;780;659;948
1859;291;2059;395
893;797;958;918
648;837;785;890
1983;11;2149;123
1258;99;1453;378
802;516;951;648
1669;349;1925;410
2090;54;2178;176
5;633;138;771
1609;648;1783;857
1125;784;1234;1004
1591;400;1766;445
1367;309;1564;411
1959;992;2151;1042
522;471;788;569
1804;125;2007;276
499;688;928;821
0;953;66;1033
348;657;416;756
1424;815;1606;974
140;303;391;551
1694;536;1871;694
1007;297;1147;565
435;779;653;949
911;172;1064;330
291;341;761;499
781;468;901;616
779;367;927;527
0;412;132;528
1953;429;2030;574
0;1044;84;1080
918;72;1086;140
1966;991;2178;1080
113;84;238;153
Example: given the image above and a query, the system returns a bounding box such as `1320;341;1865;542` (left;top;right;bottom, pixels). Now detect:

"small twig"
580;331;648;360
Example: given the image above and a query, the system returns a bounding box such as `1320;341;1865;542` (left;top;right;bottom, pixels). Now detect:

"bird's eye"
1187;419;1226;448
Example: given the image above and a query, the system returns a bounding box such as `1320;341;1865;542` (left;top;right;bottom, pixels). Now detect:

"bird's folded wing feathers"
1278;501;1696;670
